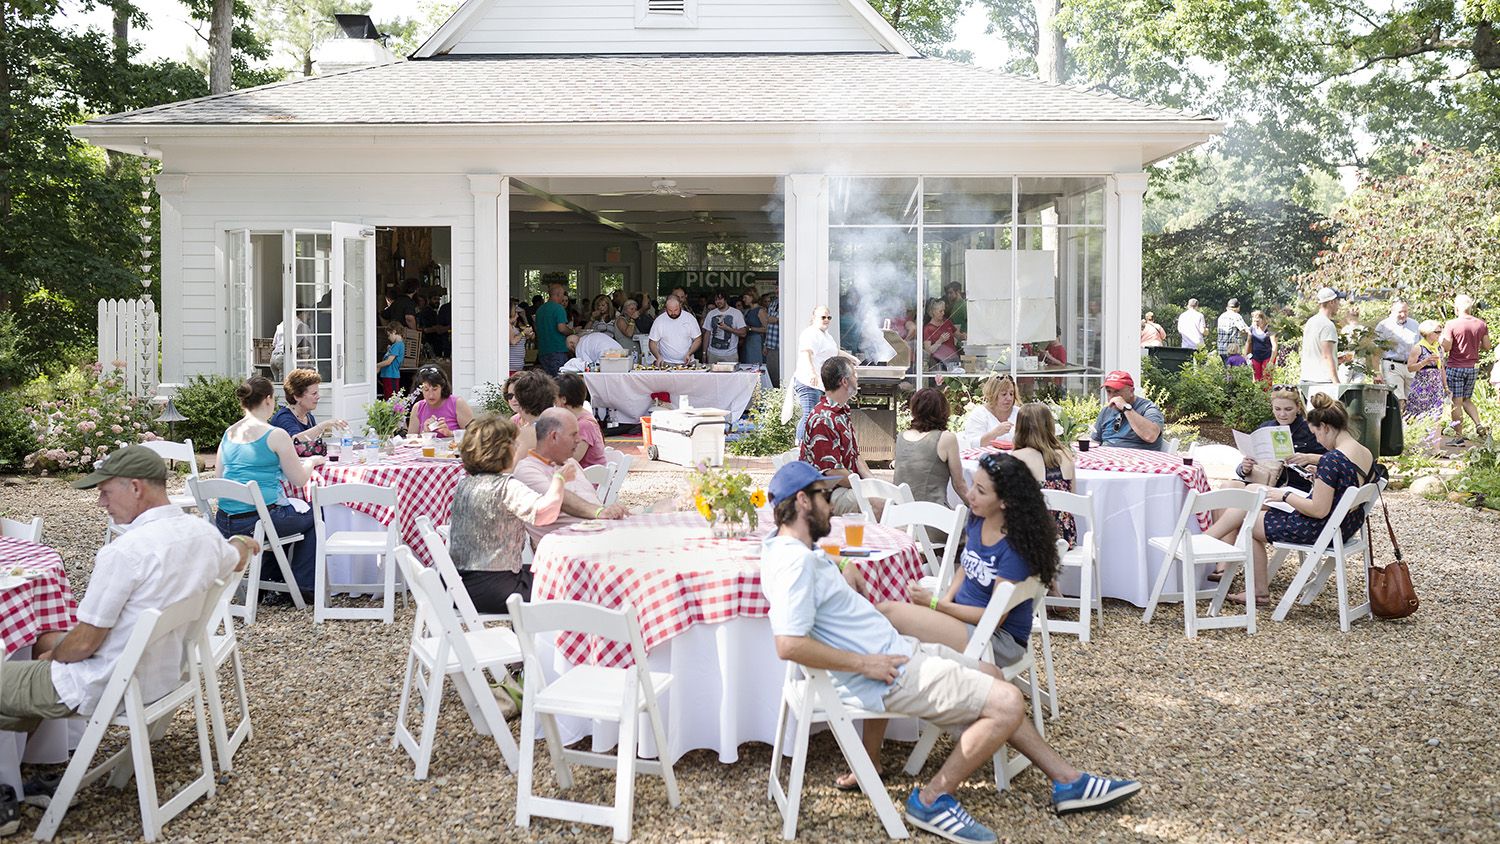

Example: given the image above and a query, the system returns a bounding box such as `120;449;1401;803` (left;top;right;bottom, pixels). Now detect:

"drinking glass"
843;513;866;548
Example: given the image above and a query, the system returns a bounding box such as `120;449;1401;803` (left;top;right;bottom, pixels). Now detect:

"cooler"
646;407;730;467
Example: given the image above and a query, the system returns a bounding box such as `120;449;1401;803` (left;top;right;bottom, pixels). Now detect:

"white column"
468;174;506;391
155;174;188;384
781;174;830;385
1111;173;1149;381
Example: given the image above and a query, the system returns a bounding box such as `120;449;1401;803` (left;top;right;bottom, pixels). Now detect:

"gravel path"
2;471;1496;842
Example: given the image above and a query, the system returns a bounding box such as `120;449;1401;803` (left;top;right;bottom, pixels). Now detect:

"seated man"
1091;370;1165;450
798;356;875;516
0;447;256;800
760;461;1141;843
511;407;628;545
566;330;624;367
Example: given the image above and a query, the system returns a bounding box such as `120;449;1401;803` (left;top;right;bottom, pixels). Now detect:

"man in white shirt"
647;295;702;365
1176;299;1206;350
1300;287;1342;388
1375;299;1420;413
566;330;624;366
0;447;253;747
701;292;747;366
1215;299;1250;357
510;408;628;545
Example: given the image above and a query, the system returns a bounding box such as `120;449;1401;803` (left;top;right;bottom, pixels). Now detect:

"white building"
73;0;1219;424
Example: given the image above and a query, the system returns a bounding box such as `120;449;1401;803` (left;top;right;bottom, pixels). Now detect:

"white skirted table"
582;370;761;423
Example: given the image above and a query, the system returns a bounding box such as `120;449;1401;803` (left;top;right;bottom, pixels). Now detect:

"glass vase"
710;511;754;540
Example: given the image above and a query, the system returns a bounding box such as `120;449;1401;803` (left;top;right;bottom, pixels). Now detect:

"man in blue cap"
760;461;1140;843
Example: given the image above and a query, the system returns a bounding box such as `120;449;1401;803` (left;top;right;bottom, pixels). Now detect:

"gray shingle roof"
88;53;1211;126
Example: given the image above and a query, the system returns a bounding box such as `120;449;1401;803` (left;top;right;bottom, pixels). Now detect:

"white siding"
444;0;887;55
166;174;478;389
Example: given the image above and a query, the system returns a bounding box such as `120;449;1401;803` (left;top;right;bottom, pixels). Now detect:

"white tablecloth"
954;465;1211;607
323;505;402;596
582;371;760;422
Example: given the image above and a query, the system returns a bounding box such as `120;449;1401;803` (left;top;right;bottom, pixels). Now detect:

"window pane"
922;177;1014;226
1017;177;1106;226
829;177;919;227
829;226;918;362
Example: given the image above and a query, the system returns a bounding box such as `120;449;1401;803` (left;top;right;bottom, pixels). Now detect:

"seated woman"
893;387;970;507
214;376;325;600
834;452;1061;790
447;414;573;612
958;373;1019;450
1010;402;1076;548
1223;394;1374;605
510;369;559;459
270;368;346;458
1206;386;1327;578
555;372;607;469
922;298;961;371
406;365;473;438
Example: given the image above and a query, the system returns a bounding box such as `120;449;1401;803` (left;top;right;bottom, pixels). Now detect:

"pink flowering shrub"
22;363;160;474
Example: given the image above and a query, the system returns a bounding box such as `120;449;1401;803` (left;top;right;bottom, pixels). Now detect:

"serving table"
582;369;761;423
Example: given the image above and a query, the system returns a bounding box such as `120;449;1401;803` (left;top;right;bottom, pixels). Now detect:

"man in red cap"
1091;370;1165;450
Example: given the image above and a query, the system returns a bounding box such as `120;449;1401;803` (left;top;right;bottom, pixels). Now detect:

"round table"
529;510;926;762
1;537;79;796
958;447;1214;607
582;370;761;423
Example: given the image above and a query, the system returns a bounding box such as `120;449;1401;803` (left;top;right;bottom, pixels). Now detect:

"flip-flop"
1226;593;1270;607
834;770;882;792
1206;568;1225;582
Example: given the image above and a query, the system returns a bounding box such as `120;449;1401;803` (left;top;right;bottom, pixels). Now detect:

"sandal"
1206;566;1226;582
834;768;883;792
1226;592;1270;607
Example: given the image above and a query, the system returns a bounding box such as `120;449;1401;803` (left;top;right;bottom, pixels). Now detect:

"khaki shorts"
0;660;76;733
1381;360;1412;401
880;639;994;728
829;486;862;516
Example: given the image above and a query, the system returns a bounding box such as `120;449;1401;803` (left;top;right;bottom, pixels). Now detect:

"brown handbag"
1367;484;1419;619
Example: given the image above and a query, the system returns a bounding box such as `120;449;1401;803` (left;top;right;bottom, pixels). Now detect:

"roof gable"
413;0;917;57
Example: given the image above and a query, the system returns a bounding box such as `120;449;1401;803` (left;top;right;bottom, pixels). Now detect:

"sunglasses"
819;315;833;322
979;453;1003;472
1270;385;1299;393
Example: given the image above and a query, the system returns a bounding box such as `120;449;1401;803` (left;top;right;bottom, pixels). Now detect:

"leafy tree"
868;0;970;53
1300;145;1500;309
177;0;284;89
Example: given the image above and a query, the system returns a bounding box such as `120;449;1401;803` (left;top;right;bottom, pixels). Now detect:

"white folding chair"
312;482;402;624
34;587;218;842
582;464;614;498
768;662;911;840
1143;487;1267;637
391;548;522;779
850;476;913;524
200;566;252;773
772;448;799;469
602;451;634;506
414;516;510;627
105;439;200;542
1268;482;1380;632
188;477;306;625
1041;489;1103;643
901;574;1056;792
1163;436;1182;454
0;515;42;542
507;595;680;843
879;500;968;592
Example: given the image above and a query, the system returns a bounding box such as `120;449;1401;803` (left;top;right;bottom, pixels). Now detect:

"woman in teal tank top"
213;376;325;598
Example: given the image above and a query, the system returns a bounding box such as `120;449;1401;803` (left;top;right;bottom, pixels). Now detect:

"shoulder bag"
1363;463;1419;619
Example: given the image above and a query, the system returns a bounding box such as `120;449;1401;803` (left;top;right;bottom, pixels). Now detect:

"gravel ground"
3;469;1497;843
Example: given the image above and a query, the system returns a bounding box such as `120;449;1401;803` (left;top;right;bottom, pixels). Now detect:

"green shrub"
23;364;159;473
0;392;33;471
1171;350;1230;419
1222;368;1273;431
171;375;243;451
471;381;514;417
728;388;797;457
1050;393;1101;442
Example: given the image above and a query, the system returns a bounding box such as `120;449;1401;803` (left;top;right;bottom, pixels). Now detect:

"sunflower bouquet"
690;463;767;538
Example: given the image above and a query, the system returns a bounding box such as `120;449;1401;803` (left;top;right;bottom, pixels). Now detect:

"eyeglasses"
1270;385;1299;393
819;316;833;322
504;394;516;403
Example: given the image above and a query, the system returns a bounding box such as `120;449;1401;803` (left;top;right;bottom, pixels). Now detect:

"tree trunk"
0;2;12;241
209;0;233;94
1034;0;1065;83
112;3;129;61
304;52;313;77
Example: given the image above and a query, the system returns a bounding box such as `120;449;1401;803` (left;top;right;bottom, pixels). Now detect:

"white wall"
444;0;886;55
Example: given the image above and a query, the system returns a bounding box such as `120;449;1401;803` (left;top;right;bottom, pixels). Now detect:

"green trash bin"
1334;382;1394;456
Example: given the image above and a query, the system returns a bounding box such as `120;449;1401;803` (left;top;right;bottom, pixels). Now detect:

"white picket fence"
98;297;160;396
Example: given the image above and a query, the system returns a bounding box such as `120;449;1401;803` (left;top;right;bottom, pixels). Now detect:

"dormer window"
636;0;697;28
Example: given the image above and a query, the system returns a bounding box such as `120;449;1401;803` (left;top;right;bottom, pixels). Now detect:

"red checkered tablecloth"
287;447;466;566
0;538;78;657
531;511;926;668
963;445;1213;529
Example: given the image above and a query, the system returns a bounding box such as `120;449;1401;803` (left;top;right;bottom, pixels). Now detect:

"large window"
828;175;1107;398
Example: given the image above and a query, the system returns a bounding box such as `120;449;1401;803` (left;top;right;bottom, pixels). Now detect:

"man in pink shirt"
1440;294;1491;442
511;407;628;545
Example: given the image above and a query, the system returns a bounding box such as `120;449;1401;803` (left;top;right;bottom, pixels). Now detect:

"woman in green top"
214;376;325;598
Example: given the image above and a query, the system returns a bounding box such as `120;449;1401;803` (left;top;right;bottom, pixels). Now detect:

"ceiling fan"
598;178;714;198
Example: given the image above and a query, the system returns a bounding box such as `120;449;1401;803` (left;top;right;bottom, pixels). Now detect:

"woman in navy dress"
1225;394;1374;606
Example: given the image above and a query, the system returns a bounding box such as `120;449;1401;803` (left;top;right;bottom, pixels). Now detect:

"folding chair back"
200;566;252;772
849;476;913;523
415;515;499;629
582;463;613;495
1144;486;1267;638
508;598;649;672
139;438;199;476
879;500;968;588
311;481;402;623
602;452;634;505
1270;482;1380;631
188;477;307;623
1039;488;1101;641
0;515;43;542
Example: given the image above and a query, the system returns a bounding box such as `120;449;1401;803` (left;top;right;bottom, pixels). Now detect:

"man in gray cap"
1216;298;1249;359
0;446;255;801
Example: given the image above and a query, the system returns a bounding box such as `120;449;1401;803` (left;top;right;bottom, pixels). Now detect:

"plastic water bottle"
365;427;380;463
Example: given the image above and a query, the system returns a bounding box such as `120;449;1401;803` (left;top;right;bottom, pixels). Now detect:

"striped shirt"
764;299;780;349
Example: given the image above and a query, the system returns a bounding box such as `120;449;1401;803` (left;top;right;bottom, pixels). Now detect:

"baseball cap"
767;461;837;505
1227;297;1240;309
1102;370;1134;390
1316;287;1341;304
71;445;168;489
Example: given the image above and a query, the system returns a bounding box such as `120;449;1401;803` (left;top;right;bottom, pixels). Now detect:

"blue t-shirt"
952;516;1033;646
379;339;404;378
1093;396;1166;450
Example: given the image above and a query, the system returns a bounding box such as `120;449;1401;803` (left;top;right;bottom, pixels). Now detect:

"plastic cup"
1077;439;1091;452
819;542;841;558
1183;456;1195;466
844;514;866;548
422;445;436;458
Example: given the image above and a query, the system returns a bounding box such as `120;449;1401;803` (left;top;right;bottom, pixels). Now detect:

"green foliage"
1049;393;1100;443
1222;368;1273;431
1454;441;1500;507
1151;350;1230;420
22;364;160;473
171;375;243;450
471;382;514;417
867;0;969;53
364;390;413;439
1301;147;1500;310
691;466;766;530
728;388;797;457
0;393;34;472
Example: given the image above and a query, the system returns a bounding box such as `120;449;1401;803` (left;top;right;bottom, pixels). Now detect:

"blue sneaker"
903;789;997;843
1052;773;1142;815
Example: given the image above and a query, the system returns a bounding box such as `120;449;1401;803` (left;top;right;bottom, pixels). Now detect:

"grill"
852;365;911;464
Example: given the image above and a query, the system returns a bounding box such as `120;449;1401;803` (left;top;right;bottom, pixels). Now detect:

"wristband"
593;506;604;518
929;595;939;611
836;559;846;572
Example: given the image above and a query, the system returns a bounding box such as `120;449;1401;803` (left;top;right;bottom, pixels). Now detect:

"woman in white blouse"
958;373;1019;449
792;305;840;444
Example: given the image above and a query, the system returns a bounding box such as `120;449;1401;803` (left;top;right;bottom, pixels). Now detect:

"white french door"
331;222;377;427
225;229;253;378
